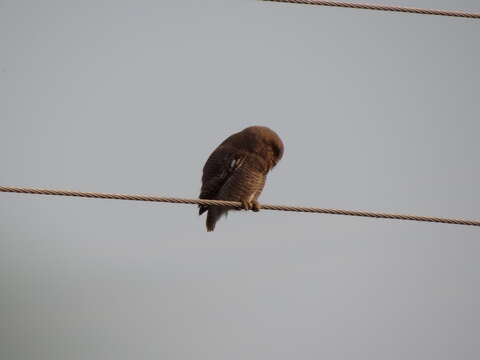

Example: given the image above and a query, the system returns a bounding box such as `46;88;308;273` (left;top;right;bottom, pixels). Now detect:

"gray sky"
1;1;479;359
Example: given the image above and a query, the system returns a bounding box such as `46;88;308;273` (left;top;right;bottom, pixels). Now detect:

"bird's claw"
240;199;251;210
251;200;260;212
240;199;260;212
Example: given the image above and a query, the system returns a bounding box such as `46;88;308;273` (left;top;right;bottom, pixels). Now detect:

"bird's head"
241;126;284;171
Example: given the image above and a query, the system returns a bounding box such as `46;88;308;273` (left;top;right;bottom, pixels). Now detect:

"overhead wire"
260;0;480;19
0;186;478;227
1;5;477;228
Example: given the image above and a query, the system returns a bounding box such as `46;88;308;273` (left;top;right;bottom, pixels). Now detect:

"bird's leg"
240;199;260;212
240;199;252;210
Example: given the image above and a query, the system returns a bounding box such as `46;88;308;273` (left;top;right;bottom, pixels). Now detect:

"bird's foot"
240;199;252;210
240;199;260;212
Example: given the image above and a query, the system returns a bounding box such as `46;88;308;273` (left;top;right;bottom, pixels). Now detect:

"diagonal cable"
1;186;479;227
260;0;480;19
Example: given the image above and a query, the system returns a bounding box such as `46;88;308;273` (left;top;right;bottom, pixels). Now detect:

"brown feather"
199;126;284;231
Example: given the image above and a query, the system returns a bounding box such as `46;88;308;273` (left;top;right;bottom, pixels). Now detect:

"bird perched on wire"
199;126;284;231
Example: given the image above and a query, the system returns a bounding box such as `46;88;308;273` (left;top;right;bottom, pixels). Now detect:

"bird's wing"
199;145;247;215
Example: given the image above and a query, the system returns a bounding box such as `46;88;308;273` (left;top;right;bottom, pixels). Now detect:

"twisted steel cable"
261;0;480;19
1;186;479;227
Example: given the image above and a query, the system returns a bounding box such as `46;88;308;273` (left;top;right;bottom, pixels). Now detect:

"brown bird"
199;126;284;231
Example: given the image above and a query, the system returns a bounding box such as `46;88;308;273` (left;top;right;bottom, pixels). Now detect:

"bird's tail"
206;206;227;232
198;204;208;216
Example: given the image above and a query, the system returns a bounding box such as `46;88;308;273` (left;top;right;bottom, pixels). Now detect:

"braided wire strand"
260;0;480;19
1;186;479;227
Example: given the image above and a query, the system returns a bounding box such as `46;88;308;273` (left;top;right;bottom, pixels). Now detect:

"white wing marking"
229;156;245;171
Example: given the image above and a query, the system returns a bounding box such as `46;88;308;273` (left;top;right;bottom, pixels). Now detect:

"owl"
199;126;284;231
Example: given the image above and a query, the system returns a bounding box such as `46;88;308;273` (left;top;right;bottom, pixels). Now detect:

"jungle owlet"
199;126;284;232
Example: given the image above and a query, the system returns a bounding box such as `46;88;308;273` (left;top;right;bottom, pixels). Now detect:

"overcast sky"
1;1;479;359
